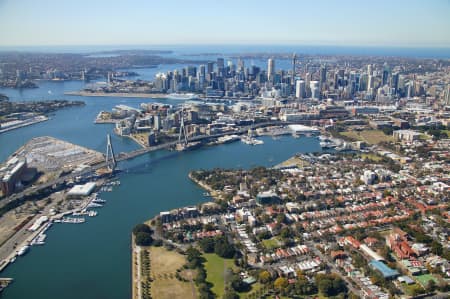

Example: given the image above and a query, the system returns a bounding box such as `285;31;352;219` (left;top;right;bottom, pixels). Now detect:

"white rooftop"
67;182;96;196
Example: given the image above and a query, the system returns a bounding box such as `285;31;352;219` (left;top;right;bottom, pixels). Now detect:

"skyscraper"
207;62;214;74
390;72;399;94
367;64;373;76
292;53;297;83
217;58;225;77
295;80;305;99
267;58;275;82
367;75;373;91
310;81;320;99
319;65;327;89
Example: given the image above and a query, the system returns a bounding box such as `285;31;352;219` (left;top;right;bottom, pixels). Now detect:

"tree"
199;237;215;253
222;289;239;299
316;274;347;297
259;270;271;284
426;279;436;292
133;223;152;235
318;279;333;296
430;240;443;255
135;232;153;246
276;213;286;224
214;236;236;258
280;227;292;239
274;277;288;291
231;274;249;292
186;246;203;268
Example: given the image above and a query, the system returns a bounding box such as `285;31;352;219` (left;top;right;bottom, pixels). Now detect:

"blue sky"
0;0;449;47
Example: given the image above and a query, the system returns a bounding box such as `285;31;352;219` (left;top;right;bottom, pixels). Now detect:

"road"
306;241;361;297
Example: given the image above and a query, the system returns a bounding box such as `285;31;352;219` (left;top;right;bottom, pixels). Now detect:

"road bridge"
1;121;293;206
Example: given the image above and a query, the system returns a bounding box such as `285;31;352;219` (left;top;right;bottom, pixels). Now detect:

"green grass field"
341;130;394;145
360;153;383;162
415;274;438;287
149;246;196;299
203;253;236;298
262;237;281;250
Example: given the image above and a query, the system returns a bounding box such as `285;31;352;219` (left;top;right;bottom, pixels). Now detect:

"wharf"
0;115;48;134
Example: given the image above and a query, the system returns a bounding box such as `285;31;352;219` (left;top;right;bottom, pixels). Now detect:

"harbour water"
0;79;321;298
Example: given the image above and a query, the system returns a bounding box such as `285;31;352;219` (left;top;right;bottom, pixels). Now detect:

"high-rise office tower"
390;72;399;94
295;80;306;99
310;81;320;99
217;58;224;74
333;72;339;89
207;62;214;74
319;64;327;88
367;64;373;76
187;66;196;77
367;75;373;91
292;53;297;83
237;58;244;72
267;58;275;82
199;65;206;77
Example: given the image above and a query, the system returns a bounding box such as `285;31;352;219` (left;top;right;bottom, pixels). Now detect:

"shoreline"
0;116;49;134
188;172;221;201
65;91;169;99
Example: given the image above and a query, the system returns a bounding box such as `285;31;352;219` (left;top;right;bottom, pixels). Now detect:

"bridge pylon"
105;134;117;172
178;109;188;146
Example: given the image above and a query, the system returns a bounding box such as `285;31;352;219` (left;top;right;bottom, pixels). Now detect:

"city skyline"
1;0;450;47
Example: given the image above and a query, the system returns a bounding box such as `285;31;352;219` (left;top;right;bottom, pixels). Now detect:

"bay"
0;80;321;299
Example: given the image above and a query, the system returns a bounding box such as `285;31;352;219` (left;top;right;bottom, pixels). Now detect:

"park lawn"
360;153;383;162
341;130;394;145
262;237;281;250
415;274;438;287
204;253;236;298
277;156;310;168
152;278;196;299
150;246;186;274
419;133;432;140
149;246;196;299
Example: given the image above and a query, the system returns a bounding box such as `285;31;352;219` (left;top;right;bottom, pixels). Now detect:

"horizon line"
1;42;450;49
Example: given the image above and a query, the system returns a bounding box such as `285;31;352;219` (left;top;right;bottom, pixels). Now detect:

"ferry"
17;245;30;256
92;198;106;204
241;136;264;145
61;217;85;224
87;202;103;209
216;135;240;144
167;93;198;100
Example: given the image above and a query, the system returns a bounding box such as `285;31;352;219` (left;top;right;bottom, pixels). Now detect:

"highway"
1;121;291;208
